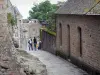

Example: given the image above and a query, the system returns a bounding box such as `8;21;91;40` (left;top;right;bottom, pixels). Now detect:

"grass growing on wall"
40;27;56;40
7;13;16;26
41;28;56;36
40;29;42;40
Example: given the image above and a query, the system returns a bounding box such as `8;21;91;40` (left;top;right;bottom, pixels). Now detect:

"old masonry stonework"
0;9;47;75
0;9;23;74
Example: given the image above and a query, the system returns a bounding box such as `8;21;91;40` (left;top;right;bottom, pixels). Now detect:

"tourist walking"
33;37;37;51
28;38;33;50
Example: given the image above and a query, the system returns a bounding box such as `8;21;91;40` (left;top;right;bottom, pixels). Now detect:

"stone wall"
56;15;100;74
29;23;41;40
20;23;29;50
20;22;41;50
0;10;22;74
15;49;47;75
41;30;56;54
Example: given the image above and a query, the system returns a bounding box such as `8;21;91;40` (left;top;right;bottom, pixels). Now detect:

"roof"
13;6;22;17
22;19;29;23
55;0;100;15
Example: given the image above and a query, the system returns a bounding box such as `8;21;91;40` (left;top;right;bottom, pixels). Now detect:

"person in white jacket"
28;38;33;50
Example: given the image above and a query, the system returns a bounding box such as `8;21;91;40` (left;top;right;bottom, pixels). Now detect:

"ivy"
40;27;56;36
40;27;56;41
7;13;16;26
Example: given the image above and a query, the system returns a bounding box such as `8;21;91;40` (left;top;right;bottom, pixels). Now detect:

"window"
78;27;82;56
67;25;70;57
59;23;62;46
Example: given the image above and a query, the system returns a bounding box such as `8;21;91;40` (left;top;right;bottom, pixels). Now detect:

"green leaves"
39;0;52;13
7;13;12;24
7;13;16;26
28;0;58;31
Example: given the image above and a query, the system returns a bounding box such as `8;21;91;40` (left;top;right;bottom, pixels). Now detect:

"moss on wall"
40;27;56;41
7;13;16;26
40;28;56;36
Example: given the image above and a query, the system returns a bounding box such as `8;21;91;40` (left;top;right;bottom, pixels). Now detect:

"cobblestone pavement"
27;50;89;75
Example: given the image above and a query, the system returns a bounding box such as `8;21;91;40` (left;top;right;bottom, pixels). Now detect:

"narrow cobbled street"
27;50;89;75
1;0;100;75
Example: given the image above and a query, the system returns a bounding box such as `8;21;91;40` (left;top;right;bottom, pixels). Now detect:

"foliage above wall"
28;0;58;31
40;28;56;36
40;27;56;41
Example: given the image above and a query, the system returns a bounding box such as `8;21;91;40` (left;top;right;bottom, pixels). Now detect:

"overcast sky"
10;0;66;19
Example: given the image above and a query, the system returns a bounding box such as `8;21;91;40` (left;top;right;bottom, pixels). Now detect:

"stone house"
56;0;100;74
20;19;41;50
29;20;41;40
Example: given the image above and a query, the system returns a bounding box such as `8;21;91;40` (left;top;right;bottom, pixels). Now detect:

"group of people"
28;37;41;51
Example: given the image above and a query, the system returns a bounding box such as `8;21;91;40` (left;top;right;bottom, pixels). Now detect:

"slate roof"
55;0;100;15
22;19;29;23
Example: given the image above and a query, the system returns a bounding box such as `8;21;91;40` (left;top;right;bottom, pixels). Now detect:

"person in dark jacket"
38;41;41;50
33;37;37;50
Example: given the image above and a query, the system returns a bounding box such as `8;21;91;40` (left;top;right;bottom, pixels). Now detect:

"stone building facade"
56;0;100;74
20;19;41;50
29;19;41;40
